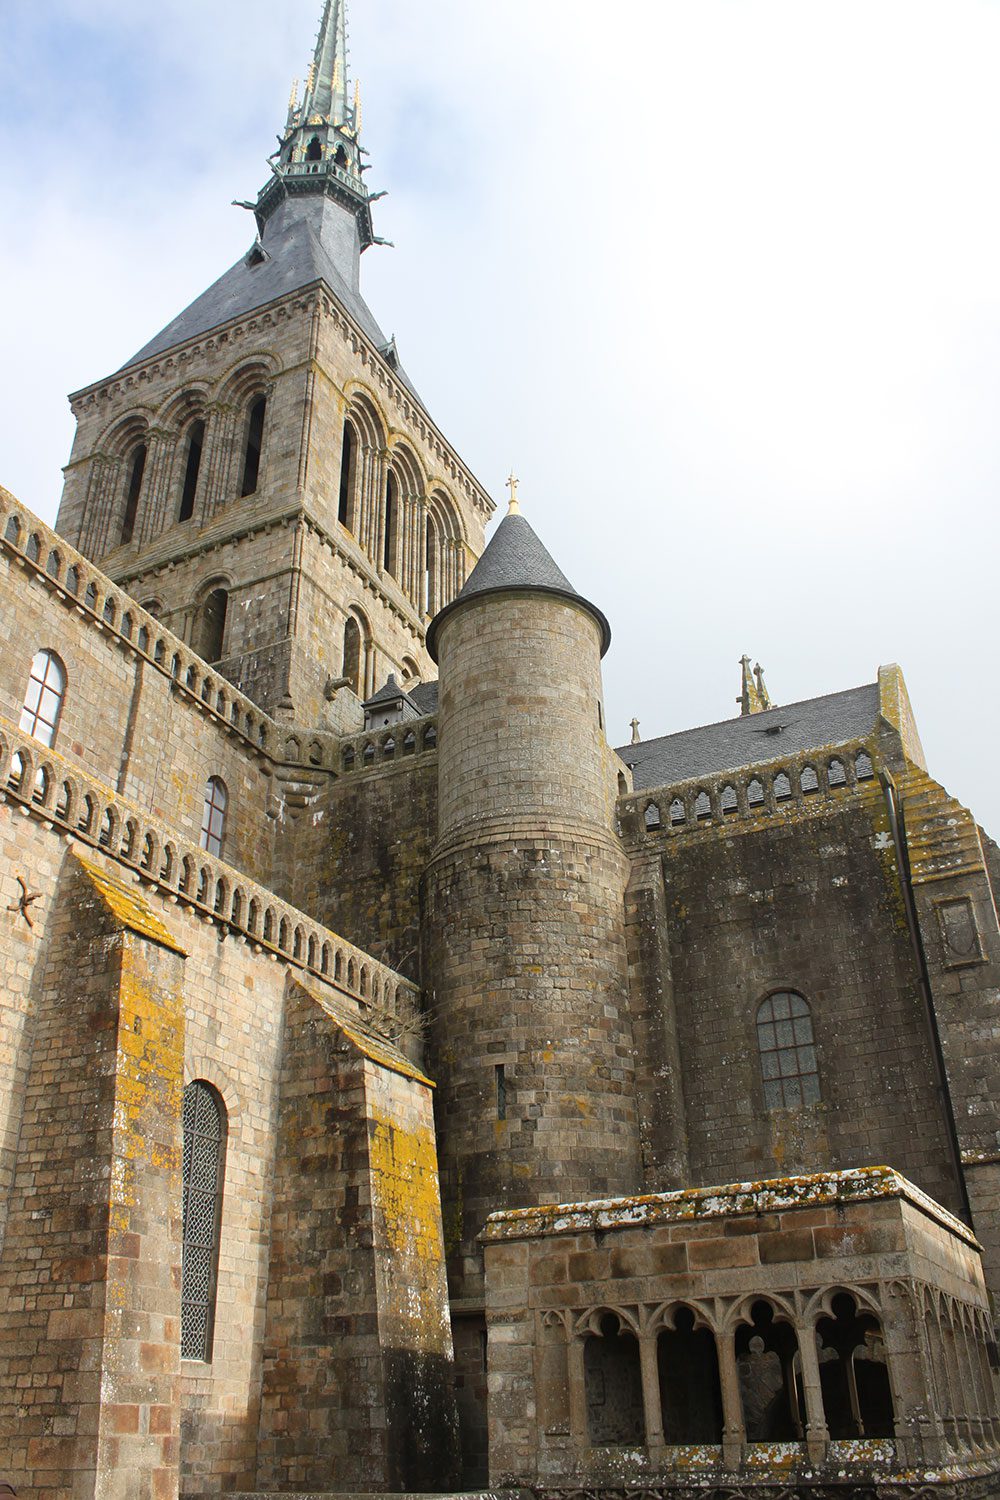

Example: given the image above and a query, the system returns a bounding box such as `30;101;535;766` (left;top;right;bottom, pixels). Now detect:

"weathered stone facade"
3;4;1000;1497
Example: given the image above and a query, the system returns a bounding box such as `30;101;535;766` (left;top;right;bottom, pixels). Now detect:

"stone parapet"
0;713;417;1020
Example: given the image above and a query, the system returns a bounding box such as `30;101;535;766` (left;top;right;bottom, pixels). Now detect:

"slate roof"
426;512;611;660
363;674;414;709
409;681;439;715
120;194;423;404
616;682;881;790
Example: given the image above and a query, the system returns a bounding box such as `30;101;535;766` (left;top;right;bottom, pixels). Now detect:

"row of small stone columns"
79;401;256;558
350;439;464;616
554;1308;971;1472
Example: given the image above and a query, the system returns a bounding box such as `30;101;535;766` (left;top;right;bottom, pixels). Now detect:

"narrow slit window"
240;396;267;497
181;1081;227;1361
339;422;355;527
384;470;397;573
200;776;228;858
495;1063;507;1120
19;649;66;748
121;443;147;544
178;420;206;522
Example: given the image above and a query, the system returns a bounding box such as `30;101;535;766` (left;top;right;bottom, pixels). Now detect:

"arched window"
343;616;362;695
200;776;228;858
181;1080;227;1361
306;134;322;162
817;1292;895;1439
383;470;398;574
178;419;206;522
240;396;267;497
756;991;819;1108
20;649;66;748
584;1313;645;1445
121;443;147;544
736;1300;804;1441
338;421;356;528
193;588;228;664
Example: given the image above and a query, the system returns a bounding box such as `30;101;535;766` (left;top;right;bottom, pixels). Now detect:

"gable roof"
617;683;881;790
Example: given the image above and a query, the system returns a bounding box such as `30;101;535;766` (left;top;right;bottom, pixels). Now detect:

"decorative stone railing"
619;740;881;847
336;717;438;776
0;486;277;759
0;715;418;1017
0;486;442;785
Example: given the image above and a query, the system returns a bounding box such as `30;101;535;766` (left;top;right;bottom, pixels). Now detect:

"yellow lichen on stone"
73;850;186;955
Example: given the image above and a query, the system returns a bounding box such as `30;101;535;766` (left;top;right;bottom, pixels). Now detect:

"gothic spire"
255;0;376;251
297;0;355;133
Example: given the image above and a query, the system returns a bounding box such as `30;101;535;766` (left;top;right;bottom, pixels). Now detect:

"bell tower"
56;0;492;727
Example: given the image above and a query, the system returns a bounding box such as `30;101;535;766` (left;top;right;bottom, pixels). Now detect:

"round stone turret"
424;508;642;1303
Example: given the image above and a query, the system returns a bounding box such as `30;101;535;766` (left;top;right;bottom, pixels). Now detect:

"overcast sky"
3;1;1000;831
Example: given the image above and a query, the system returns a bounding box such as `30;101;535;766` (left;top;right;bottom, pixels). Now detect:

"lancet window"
181;1081;227;1361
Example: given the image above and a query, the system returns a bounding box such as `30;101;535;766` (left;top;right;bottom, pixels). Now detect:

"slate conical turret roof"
426;509;611;661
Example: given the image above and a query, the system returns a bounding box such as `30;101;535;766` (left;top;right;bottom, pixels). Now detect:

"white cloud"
2;0;999;828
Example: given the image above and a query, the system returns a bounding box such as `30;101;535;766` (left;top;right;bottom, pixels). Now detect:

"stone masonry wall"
275;748;438;982
632;793;962;1218
0;852;185;1500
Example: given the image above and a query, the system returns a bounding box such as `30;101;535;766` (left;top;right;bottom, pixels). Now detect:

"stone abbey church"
4;7;1000;1500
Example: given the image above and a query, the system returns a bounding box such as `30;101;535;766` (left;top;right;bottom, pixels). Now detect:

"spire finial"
506;472;521;515
630;718;641;745
300;0;351;128
738;653;772;715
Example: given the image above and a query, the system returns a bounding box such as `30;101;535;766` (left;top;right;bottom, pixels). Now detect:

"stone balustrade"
1;484;277;758
619;740;880;846
0;714;418;1018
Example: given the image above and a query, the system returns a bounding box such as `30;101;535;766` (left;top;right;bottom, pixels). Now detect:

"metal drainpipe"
880;769;974;1229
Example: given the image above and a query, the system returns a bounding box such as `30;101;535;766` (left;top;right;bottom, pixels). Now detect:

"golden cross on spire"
506;471;521;515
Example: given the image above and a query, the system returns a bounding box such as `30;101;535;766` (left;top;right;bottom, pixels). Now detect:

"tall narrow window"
194;588;228;664
343;616;362;695
423;516;433;614
384;471;397;574
338;421;355;527
495;1064;507;1120
240;396;267;497
178;419;206;522
200;776;228;858
121;443;147;544
20;650;66;748
181;1080;226;1361
756;991;820;1108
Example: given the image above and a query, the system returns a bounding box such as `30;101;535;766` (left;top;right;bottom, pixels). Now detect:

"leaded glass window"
756;992;820;1109
200;776;227;858
181;1080;226;1361
19;649;66;748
